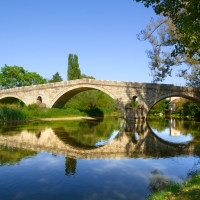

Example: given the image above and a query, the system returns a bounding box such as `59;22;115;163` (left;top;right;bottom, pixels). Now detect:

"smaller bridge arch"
49;84;125;112
0;94;28;105
148;92;200;115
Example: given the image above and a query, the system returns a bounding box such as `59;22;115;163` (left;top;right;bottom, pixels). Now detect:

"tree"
0;65;47;88
134;0;200;86
67;54;81;80
80;74;95;79
137;17;200;84
149;99;169;115
134;0;200;59
48;72;63;83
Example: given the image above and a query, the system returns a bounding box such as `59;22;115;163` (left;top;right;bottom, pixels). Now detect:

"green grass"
148;173;200;200
0;104;26;121
0;104;121;121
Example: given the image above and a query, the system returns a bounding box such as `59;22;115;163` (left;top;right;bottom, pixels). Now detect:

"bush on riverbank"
148;173;200;200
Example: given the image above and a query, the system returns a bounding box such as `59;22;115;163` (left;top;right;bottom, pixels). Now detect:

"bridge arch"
49;84;125;112
148;92;200;114
0;94;28;105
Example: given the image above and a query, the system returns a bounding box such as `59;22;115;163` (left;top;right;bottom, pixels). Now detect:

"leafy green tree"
48;72;63;83
135;0;200;86
137;17;200;85
134;0;200;59
149;99;169;115
67;54;81;80
168;98;200;119
24;72;47;86
183;100;200;118
184;65;200;87
0;64;47;88
80;74;95;79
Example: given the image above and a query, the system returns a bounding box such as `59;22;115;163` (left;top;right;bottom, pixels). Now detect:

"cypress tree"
67;54;81;80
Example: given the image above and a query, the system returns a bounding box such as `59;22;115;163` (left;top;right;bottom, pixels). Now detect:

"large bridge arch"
0;94;28;105
49;84;125;112
148;92;200;115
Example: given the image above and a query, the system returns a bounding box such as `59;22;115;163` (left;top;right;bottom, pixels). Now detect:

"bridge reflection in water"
0;120;195;160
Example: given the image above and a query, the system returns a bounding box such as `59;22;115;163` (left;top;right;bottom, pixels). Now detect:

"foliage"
23;105;86;119
148;173;200;200
137;17;200;85
65;157;76;176
80;74;95;79
184;65;200;87
0;104;26;121
0;64;47;88
149;99;169;115
0;146;37;166
127;100;138;107
195;142;200;155
147;116;168;132
64;90;121;115
135;0;200;60
67;54;81;80
48;72;63;83
170;99;200;119
58;117;122;146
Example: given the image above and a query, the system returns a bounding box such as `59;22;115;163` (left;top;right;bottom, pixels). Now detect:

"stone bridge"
0;79;200;118
0;121;195;159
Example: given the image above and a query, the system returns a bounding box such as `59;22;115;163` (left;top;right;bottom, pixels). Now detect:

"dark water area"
0;117;200;200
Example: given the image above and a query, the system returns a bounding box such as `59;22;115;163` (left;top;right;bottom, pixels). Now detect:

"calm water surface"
0;117;200;200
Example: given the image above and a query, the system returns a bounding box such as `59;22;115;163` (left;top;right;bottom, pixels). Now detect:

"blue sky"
1;0;185;85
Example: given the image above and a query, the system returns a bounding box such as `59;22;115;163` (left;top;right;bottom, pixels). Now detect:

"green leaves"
48;72;63;83
0;65;47;89
135;0;200;85
67;54;81;80
135;0;200;58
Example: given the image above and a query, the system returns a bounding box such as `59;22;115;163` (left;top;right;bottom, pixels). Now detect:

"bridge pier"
124;106;146;120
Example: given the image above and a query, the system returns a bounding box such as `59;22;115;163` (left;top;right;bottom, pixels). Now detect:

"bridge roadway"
0;121;195;159
0;79;200;118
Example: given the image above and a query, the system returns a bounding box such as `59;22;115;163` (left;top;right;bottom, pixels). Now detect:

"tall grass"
0;103;121;121
0;104;26;121
23;104;86;119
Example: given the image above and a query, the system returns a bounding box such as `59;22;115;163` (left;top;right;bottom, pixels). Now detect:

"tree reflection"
148;170;169;193
65;157;77;177
0;145;37;166
148;117;168;132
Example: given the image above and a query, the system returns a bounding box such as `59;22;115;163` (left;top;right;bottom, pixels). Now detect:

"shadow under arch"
49;84;125;113
0;95;27;105
147;93;200;117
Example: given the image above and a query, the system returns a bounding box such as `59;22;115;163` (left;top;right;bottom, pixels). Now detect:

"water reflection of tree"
62;117;122;146
174;120;200;138
65;157;77;177
0;145;37;166
148;170;169;194
148;117;168;132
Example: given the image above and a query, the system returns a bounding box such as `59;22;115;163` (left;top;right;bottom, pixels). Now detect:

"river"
0;117;200;200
